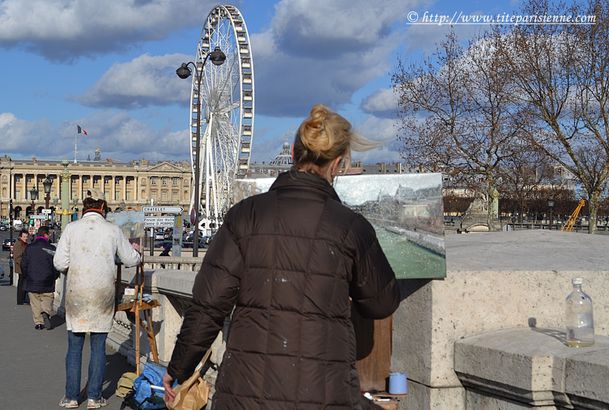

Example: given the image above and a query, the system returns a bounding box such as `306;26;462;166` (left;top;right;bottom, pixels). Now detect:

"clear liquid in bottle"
565;277;594;348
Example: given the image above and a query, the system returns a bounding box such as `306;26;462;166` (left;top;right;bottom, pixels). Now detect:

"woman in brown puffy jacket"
164;104;400;409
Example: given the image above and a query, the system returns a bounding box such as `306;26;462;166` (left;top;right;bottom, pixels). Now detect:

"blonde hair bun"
298;104;350;161
293;104;380;166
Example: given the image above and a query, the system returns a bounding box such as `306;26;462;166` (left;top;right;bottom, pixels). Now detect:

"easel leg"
135;302;141;375
143;310;159;363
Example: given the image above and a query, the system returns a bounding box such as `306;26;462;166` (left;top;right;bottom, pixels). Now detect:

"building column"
111;176;116;202
134;176;139;202
122;177;127;201
10;172;15;200
55;174;61;199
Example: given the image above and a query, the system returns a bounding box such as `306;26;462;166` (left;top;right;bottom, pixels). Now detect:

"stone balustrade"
455;328;609;409
102;230;609;409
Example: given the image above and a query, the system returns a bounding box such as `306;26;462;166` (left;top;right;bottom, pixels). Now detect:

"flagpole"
74;132;78;164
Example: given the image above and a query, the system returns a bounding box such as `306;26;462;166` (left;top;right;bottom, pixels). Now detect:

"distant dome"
269;142;292;166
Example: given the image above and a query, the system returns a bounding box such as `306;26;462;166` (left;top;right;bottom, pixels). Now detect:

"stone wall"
392;230;609;409
101;230;609;409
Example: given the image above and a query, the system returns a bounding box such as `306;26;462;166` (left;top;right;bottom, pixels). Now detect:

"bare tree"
497;148;555;222
501;0;609;233
393;31;527;230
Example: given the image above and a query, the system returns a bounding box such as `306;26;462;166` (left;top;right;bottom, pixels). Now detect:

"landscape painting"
233;173;446;279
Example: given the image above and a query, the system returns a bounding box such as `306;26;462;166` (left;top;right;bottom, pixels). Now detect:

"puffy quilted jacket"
22;237;59;293
168;170;400;409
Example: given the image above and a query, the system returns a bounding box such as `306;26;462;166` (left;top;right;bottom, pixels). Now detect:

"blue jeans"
65;331;108;400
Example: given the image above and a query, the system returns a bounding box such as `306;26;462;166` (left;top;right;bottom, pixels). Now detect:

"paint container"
388;371;408;394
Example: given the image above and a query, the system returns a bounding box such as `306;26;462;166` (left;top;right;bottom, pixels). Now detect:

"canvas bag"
116;372;138;398
167;349;212;410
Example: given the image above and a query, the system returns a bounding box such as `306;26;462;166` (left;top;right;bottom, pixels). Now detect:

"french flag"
77;125;88;135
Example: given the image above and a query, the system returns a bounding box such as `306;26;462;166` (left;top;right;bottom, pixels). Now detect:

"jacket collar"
270;169;341;202
82;212;105;221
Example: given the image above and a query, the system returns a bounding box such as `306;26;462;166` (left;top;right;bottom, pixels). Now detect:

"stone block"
398;379;465;409
391;231;609;409
455;328;609;408
565;347;609;407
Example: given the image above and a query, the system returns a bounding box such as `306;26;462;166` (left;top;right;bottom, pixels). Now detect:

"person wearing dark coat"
13;228;30;304
22;226;59;330
163;104;401;409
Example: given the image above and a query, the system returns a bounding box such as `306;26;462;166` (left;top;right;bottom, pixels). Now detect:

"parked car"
182;231;207;249
2;238;15;251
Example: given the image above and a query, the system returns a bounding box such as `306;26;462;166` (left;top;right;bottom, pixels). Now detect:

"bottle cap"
572;277;583;285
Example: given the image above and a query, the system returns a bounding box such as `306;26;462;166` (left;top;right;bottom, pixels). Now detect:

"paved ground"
0;233;136;410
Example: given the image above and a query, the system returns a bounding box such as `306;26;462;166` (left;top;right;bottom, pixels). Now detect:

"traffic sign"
29;215;47;220
142;206;183;214
42;209;52;214
144;216;175;228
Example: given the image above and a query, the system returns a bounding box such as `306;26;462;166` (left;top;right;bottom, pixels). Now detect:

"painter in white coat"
54;212;141;333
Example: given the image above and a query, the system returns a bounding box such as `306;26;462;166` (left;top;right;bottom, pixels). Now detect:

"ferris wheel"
187;4;254;232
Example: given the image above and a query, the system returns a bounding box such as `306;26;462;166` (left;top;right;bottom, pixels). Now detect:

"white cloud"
251;0;426;117
403;23;487;55
361;88;399;118
0;0;218;61
0;111;190;162
0;113;59;154
272;0;412;58
79;53;192;108
351;115;402;163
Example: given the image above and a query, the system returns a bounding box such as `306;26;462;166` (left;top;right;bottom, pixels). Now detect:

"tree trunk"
588;191;601;234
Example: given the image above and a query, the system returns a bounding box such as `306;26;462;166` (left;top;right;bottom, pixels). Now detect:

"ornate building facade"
0;156;191;219
0;148;409;221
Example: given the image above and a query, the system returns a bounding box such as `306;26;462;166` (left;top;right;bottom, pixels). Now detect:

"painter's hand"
163;372;177;403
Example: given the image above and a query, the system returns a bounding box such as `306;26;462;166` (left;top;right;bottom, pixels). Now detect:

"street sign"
29;215;47;220
142;206;182;214
144;216;175;228
42;209;52;214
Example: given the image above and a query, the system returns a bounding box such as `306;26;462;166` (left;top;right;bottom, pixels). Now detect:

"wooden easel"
116;261;160;375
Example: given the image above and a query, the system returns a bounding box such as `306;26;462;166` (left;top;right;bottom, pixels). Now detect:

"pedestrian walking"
21;225;59;330
53;189;141;409
163;104;401;409
13;228;30;305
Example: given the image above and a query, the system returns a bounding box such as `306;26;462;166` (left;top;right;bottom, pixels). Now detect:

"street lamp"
43;175;53;209
29;187;38;215
548;198;555;230
176;46;226;257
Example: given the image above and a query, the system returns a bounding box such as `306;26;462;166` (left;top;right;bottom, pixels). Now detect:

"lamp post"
43;176;53;225
176;46;226;257
29;187;38;216
43;176;53;209
61;160;70;230
548;198;555;230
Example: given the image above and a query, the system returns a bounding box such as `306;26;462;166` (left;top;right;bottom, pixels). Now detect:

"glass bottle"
565;277;594;347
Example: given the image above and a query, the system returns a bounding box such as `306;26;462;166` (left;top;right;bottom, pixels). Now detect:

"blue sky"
0;0;519;164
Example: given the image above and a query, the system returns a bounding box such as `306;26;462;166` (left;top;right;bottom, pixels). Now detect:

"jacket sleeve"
167;211;243;383
14;242;25;274
348;215;400;319
53;224;71;272
114;226;141;268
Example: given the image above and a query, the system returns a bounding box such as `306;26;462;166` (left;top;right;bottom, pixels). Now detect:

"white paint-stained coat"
54;212;141;332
